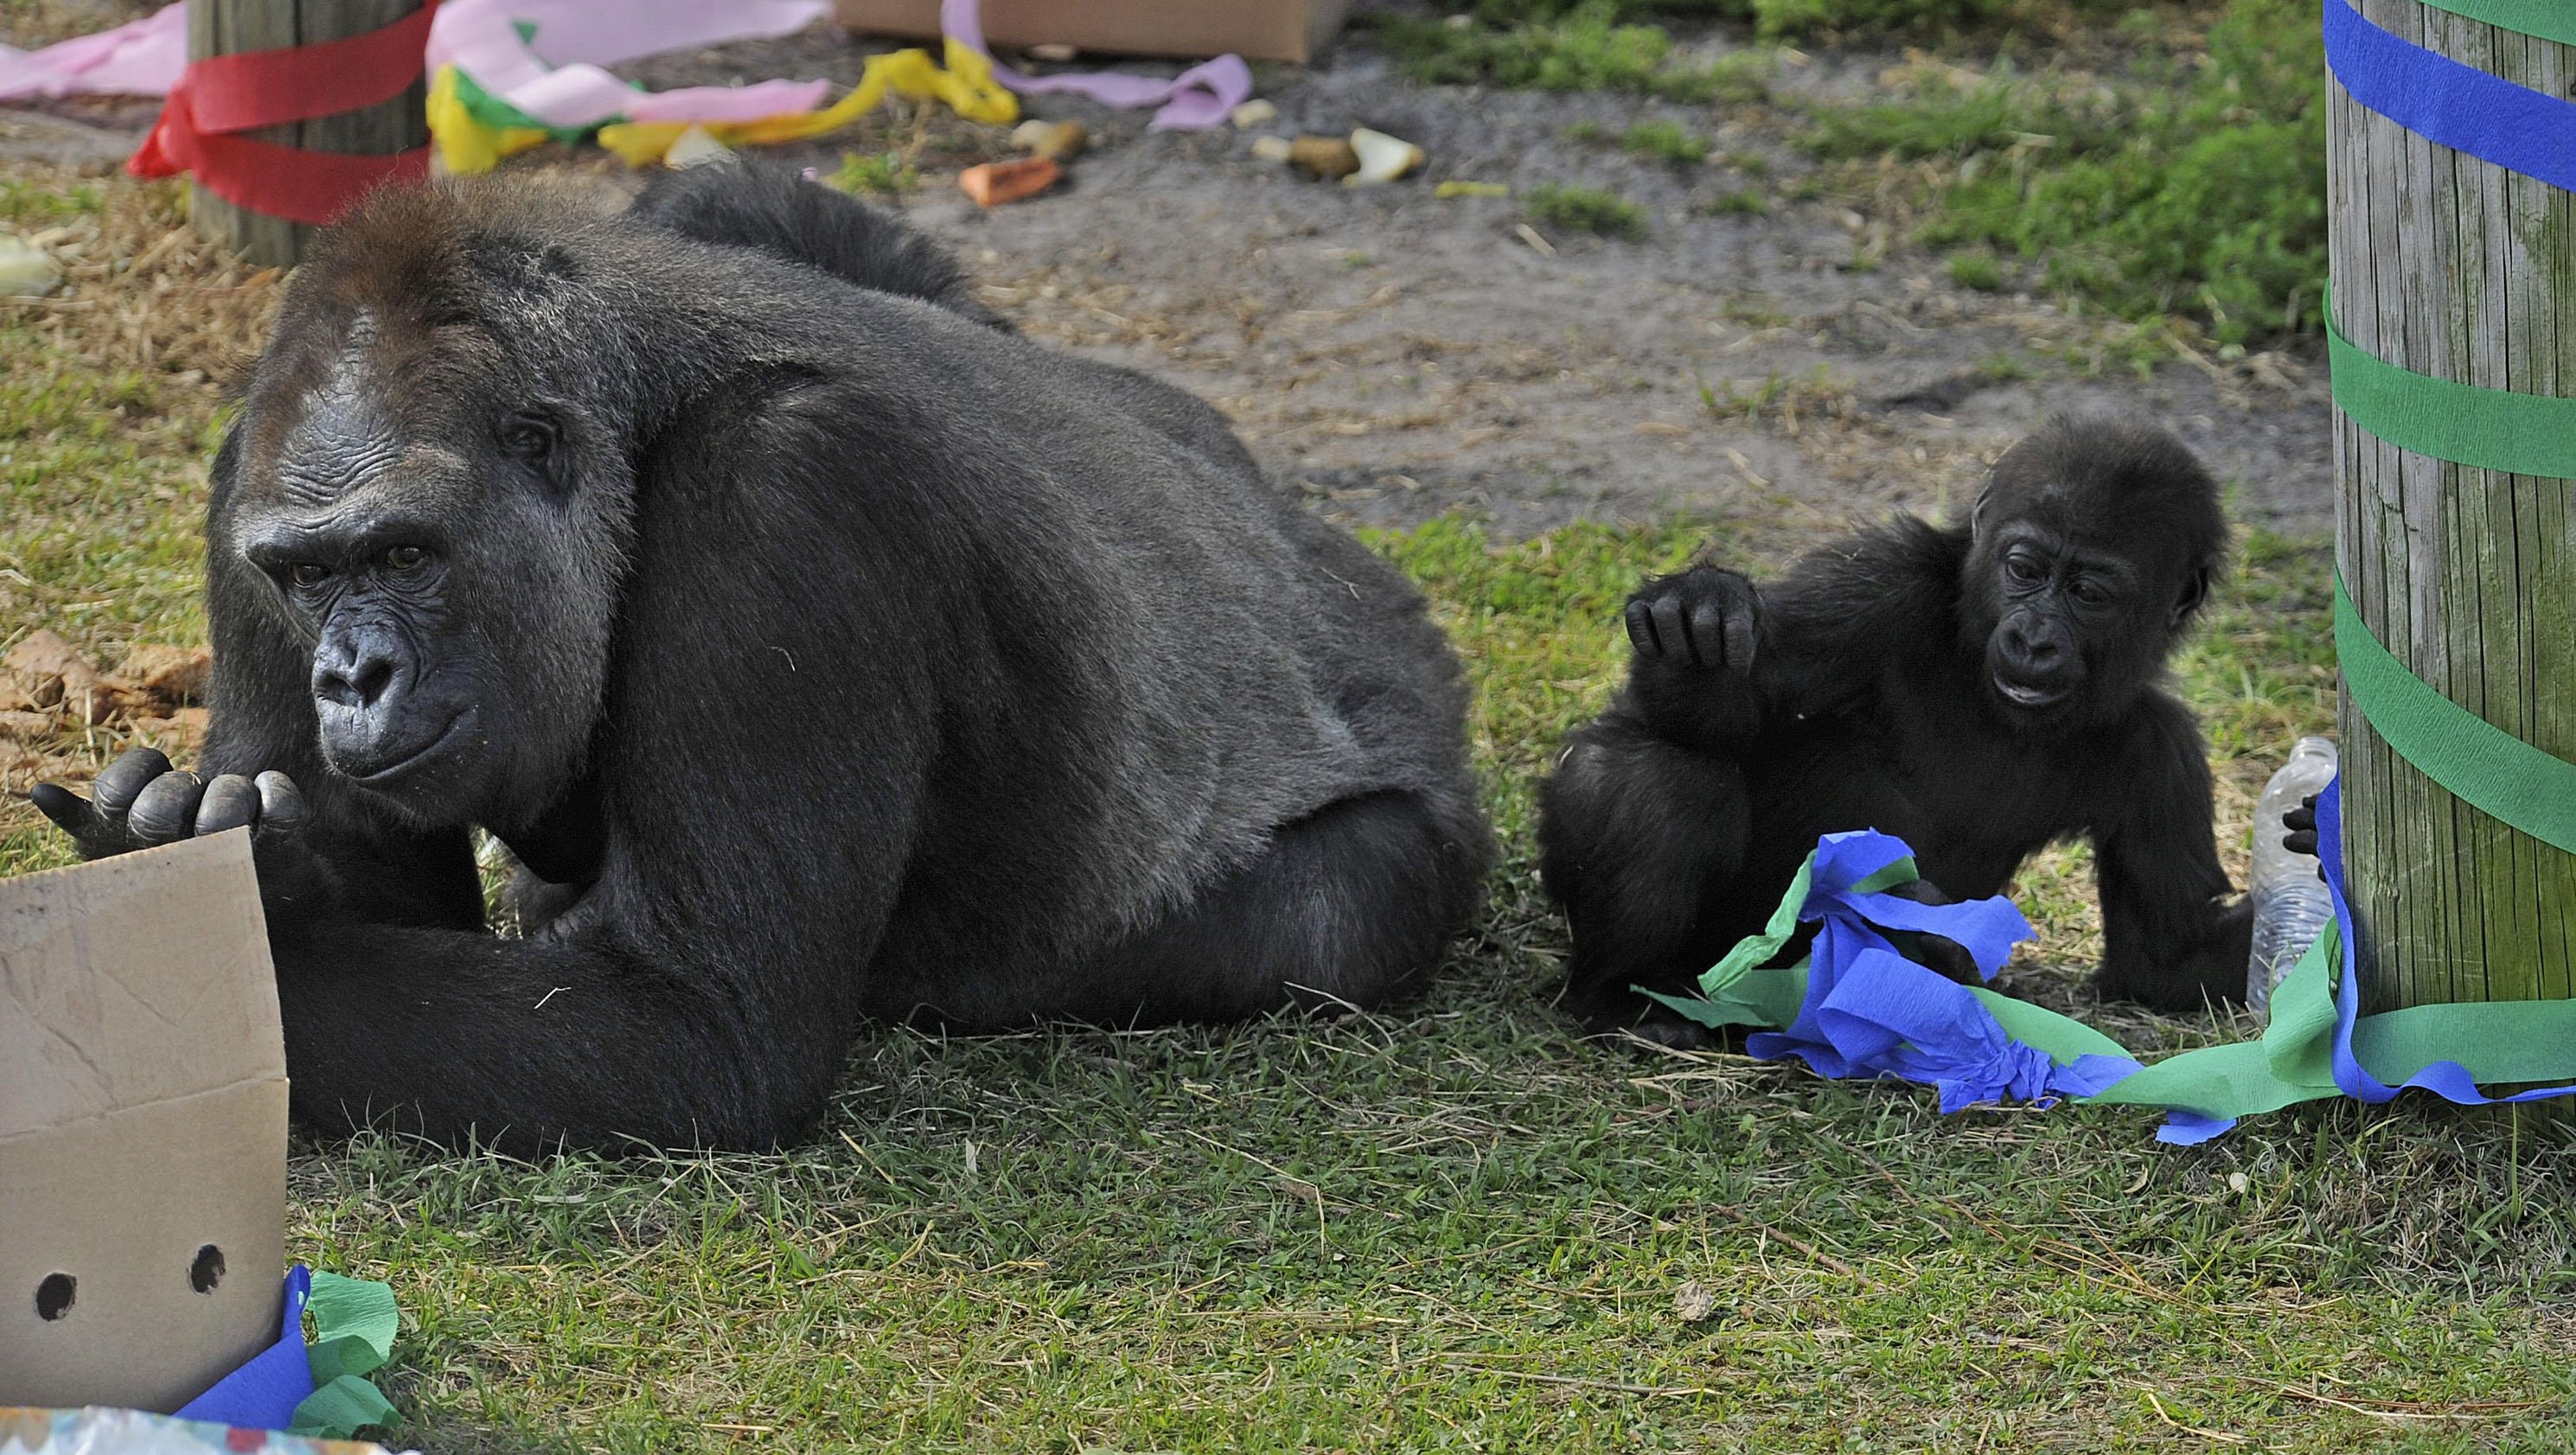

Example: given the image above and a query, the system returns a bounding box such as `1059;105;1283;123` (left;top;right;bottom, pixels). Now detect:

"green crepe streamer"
288;1272;402;1439
447;67;622;144
2413;0;2576;46
1638;853;1918;1031
2335;573;2576;855
2326;310;2576;480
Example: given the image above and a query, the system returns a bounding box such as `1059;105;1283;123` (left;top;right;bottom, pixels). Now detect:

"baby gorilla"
36;171;1492;1151
1542;418;2251;1039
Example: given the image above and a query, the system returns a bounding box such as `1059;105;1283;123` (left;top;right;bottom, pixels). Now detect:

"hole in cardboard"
35;1273;74;1321
190;1243;227;1293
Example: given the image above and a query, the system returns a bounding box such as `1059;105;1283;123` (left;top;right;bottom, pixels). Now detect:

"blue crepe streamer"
173;1264;317;1430
2324;0;2576;195
1738;786;2576;1141
1742;831;2138;1111
2317;783;2576;1110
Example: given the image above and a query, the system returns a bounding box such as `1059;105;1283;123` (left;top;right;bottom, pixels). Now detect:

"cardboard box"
834;0;1355;65
0;831;289;1414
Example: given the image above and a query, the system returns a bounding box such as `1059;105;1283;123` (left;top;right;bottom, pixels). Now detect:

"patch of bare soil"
3;9;2335;548
623;15;2333;546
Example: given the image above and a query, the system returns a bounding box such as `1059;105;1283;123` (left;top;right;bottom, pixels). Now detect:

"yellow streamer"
598;41;1016;167
430;41;1018;176
425;64;552;177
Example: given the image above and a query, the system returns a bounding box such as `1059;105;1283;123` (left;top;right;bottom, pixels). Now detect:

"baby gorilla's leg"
1538;713;1751;1036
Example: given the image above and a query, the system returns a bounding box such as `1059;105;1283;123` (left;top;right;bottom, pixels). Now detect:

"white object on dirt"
1230;99;1276;129
1346;126;1424;187
1250;135;1294;164
0;233;61;297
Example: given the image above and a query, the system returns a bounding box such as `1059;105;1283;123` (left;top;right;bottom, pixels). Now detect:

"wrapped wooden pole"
188;0;430;266
2327;0;2576;1011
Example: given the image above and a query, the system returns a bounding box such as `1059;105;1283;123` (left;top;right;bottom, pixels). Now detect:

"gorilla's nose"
315;650;400;709
2002;623;2061;668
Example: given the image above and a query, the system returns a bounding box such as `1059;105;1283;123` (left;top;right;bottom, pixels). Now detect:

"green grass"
1618;118;1714;164
1946;247;2006;291
1379;0;2104;41
1527;182;1652;240
10;175;2572;1455
1697;188;1772;217
1806;0;2327;344
828;150;920;198
1373;1;1774;102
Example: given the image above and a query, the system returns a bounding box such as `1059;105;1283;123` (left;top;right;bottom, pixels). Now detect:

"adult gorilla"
1541;418;2249;1038
35;169;1491;1151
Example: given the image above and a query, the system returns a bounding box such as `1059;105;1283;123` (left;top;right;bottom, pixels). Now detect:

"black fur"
35;171;1490;1151
629;162;1011;329
1538;417;2249;1038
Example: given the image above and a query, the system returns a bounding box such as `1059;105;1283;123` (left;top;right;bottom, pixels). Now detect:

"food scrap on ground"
1013;118;1089;162
1346;128;1424;187
959;156;1061;207
1286;134;1360;181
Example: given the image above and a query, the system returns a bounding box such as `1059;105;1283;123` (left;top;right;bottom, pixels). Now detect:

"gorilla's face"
1962;498;2208;732
223;299;629;830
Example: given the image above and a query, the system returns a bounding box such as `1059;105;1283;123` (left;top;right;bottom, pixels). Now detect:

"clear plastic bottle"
2246;736;2340;1018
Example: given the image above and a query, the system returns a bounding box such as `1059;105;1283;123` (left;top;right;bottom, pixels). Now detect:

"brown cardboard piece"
834;0;1355;65
0;830;289;1414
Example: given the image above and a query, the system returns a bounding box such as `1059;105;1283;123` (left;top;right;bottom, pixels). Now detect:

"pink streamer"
426;0;834;130
936;0;1250;131
0;2;185;103
3;0;1259;136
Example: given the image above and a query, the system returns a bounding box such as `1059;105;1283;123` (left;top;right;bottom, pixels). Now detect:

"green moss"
1528;182;1651;240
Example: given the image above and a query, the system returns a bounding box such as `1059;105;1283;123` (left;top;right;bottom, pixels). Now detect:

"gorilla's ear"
2169;566;2210;629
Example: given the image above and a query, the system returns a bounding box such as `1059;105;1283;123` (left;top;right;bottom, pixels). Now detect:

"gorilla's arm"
1618;518;1966;752
257;403;943;1148
2088;692;2253;1010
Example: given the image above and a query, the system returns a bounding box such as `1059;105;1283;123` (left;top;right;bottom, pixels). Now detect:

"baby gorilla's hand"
2282;793;2320;858
30;747;310;859
1623;565;1759;673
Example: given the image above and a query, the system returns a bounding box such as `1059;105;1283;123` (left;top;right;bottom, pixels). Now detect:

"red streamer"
129;2;440;228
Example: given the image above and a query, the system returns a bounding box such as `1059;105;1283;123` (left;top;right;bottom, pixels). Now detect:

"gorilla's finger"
1650;595;1688;665
27;782;93;835
1719;591;1756;671
91;747;173;817
126;769;204;845
253;770;310;829
1623;598;1657;654
194;775;261;836
1687;602;1726;669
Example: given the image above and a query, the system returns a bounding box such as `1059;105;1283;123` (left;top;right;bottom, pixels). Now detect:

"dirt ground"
4;7;2336;546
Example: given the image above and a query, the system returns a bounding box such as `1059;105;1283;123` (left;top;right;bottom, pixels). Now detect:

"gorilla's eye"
2070;578;2114;607
290;563;330;590
501;412;560;463
2003;553;2045;586
384;546;427;572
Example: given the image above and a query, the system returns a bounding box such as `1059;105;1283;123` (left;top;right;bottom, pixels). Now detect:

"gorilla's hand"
2282;793;2320;858
2282;792;2327;884
1624;566;1759;673
31;747;310;860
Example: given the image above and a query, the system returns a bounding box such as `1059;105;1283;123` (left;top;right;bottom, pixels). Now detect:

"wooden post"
2328;0;2576;1011
188;0;430;267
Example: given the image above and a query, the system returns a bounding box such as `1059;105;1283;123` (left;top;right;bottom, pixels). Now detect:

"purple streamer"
2318;783;2576;1109
1742;831;2126;1110
173;1265;317;1431
939;0;1252;131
